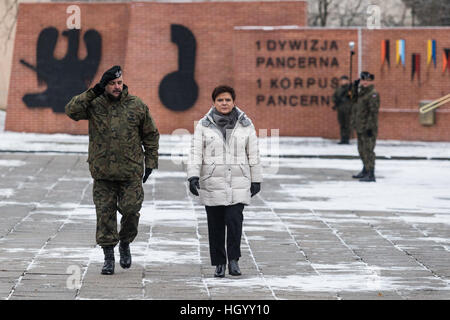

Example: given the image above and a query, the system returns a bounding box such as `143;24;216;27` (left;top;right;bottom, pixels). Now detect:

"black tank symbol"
159;24;198;112
21;27;102;113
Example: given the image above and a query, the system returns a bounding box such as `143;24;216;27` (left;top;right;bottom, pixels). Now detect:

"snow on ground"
0;110;5;132
0;108;449;216
1;110;450;158
273;158;450;215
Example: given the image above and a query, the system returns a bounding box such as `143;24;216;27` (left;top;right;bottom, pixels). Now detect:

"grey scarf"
211;107;239;139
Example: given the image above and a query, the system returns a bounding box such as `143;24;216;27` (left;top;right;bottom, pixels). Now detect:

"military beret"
360;71;374;81
100;65;122;85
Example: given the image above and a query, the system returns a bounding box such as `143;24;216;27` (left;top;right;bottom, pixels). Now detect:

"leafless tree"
381;7;409;27
309;0;411;27
309;0;334;26
335;0;365;26
402;0;450;26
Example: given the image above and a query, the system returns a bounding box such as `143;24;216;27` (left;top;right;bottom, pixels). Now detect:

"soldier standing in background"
332;75;352;144
350;71;380;182
65;66;159;275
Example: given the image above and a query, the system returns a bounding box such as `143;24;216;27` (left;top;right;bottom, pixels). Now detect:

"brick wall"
362;28;450;141
5;2;450;141
6;2;131;134
233;28;359;138
5;1;307;135
233;27;450;141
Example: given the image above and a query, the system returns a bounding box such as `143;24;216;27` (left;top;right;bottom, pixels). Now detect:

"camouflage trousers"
93;179;144;247
357;132;377;171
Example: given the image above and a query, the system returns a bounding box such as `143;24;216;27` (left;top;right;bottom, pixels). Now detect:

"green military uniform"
65;85;159;247
351;84;380;177
332;84;352;143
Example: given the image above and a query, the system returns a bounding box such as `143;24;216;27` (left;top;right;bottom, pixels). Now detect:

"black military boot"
352;167;367;179
119;241;132;269
214;264;226;278
337;139;349;145
360;169;376;182
228;259;242;276
101;246;115;275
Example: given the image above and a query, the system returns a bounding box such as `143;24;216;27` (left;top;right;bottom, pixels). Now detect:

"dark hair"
340;75;349;80
212;85;236;102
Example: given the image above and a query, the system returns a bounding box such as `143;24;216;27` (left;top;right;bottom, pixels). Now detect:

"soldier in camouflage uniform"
332;75;352;144
350;71;379;182
65;66;159;274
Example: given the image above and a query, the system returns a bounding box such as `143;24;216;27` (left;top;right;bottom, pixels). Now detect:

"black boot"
352;167;367;179
360;169;376;182
214;264;226;278
101;246;115;275
228;259;241;276
119;241;132;269
337;139;349;145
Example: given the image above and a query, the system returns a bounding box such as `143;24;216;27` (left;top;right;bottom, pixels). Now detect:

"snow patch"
276;159;450;215
0;188;14;197
0;160;26;167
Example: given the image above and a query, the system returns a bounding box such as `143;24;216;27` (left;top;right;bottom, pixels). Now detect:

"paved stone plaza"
0;153;449;300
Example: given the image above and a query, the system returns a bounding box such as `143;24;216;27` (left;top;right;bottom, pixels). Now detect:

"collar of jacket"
359;84;374;95
103;84;129;103
202;106;251;127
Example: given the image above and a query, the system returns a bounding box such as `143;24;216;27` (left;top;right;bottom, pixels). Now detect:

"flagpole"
349;41;355;83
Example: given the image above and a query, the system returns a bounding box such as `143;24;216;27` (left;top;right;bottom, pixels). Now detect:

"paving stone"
1;154;449;300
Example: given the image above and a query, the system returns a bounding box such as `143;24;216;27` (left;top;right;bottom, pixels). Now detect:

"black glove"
250;183;261;197
349;79;360;101
366;129;373;137
143;168;152;183
188;177;200;196
349;79;360;91
92;82;105;96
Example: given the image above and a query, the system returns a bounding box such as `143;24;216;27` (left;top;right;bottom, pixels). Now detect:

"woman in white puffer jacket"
187;85;262;278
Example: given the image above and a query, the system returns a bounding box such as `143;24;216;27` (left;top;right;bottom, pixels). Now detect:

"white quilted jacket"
187;106;262;206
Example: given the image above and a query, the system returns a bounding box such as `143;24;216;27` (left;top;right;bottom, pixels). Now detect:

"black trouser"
205;203;244;266
337;108;352;142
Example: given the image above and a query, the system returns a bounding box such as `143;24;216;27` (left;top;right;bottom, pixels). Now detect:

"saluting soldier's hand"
143;168;152;183
188;177;200;196
250;182;261;197
92;83;105;96
93;65;122;96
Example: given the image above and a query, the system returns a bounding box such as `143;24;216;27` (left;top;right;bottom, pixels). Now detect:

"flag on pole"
412;53;421;81
396;39;405;66
381;40;390;67
443;49;450;73
427;40;436;67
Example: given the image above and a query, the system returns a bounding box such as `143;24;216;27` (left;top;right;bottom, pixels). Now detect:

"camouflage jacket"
65;85;159;180
332;84;352;112
351;84;380;134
